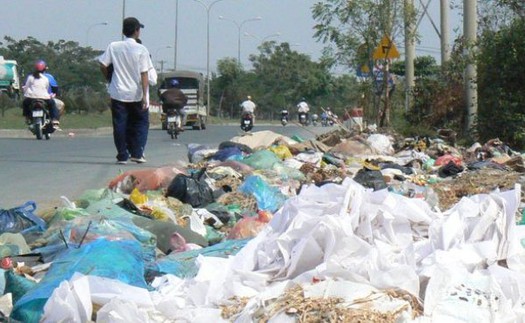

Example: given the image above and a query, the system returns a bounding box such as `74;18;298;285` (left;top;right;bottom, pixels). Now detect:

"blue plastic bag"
11;238;147;323
150;239;249;278
238;175;287;212
0;201;46;234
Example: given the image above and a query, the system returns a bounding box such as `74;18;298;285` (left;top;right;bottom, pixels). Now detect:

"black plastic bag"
0;201;47;234
438;160;464;178
166;169;214;208
353;169;387;191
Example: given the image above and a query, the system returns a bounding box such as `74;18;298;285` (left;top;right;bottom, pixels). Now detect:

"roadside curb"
0;127;114;138
0;123;296;138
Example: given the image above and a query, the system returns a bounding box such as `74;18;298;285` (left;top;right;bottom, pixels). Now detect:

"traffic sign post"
372;35;400;60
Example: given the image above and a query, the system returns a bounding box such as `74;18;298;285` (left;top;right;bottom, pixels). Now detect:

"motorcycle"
281;111;289;126
298;112;308;126
311;113;319;126
28;99;55;140
241;113;253;132
166;108;182;139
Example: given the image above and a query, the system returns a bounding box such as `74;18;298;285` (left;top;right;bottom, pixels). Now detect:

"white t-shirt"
297;101;309;113
23;74;51;99
99;38;151;102
241;100;256;113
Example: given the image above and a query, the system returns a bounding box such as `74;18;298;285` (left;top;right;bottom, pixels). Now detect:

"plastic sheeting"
127;178;525;322
238;175;287;212
11;239;148;323
150;239;249;278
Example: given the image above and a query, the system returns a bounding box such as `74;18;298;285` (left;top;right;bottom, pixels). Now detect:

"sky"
0;0;463;76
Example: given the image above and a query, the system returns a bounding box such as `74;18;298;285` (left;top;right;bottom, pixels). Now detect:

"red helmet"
34;60;47;72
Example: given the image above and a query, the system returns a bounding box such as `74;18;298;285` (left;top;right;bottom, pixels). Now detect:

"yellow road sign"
372;35;400;60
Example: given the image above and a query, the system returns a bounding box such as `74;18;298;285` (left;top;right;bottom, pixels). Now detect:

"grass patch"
0;108;115;129
0;106;280;130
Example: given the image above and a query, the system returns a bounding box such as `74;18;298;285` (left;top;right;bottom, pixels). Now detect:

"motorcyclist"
281;108;289;121
160;79;188;131
311;113;319;125
326;107;338;124
296;98;310;122
240;95;256;122
321;110;328;126
43;65;65;118
22;60;60;126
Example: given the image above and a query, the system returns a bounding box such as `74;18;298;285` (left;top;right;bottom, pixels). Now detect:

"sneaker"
130;157;147;164
116;160;128;165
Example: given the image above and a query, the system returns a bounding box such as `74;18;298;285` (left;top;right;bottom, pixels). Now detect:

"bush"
62;87;110;115
0;93;19;117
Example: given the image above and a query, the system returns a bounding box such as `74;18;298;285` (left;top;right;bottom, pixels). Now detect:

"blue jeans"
111;99;149;161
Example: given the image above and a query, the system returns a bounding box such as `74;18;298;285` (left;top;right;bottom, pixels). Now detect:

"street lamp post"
218;16;262;65
121;0;126;40
86;22;108;47
261;32;281;42
155;46;173;74
244;31;281;44
191;0;230;116
174;0;179;70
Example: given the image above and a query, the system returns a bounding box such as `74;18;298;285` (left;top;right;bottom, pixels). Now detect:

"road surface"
0;124;329;213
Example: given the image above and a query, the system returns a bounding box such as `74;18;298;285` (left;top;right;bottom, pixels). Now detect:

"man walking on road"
99;17;154;164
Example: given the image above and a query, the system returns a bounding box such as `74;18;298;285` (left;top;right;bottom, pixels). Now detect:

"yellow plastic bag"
130;188;148;205
269;145;293;160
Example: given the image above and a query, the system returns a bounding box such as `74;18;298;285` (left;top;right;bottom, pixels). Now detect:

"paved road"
0;124;329;213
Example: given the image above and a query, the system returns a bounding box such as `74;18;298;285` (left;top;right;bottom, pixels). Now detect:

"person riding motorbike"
281;109;289;121
43;65;65;118
22;60;60;127
296;98;310;123
321;110;329;126
326;107;338;125
240;95;256;123
160;79;188;131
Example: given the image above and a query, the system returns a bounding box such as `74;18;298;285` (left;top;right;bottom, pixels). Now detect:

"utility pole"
121;0;126;40
440;0;450;65
404;0;416;112
464;0;478;136
174;0;178;71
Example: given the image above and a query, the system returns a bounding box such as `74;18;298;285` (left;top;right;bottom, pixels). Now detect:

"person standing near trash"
99;17;152;164
160;79;188;131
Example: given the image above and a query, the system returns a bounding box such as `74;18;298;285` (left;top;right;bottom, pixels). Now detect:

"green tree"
0;36;106;92
390;55;440;78
312;0;413;127
477;18;525;148
0;36;110;115
248;41;332;118
213;57;250;118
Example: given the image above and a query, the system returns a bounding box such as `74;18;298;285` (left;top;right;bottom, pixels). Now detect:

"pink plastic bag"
227;211;272;239
108;166;184;193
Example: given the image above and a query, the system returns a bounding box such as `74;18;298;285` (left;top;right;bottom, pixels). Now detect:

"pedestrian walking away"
98;17;155;164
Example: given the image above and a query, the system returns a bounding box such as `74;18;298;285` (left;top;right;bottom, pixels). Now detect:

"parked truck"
0;56;21;99
158;70;207;130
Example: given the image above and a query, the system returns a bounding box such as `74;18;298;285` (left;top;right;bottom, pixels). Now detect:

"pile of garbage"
1;128;525;322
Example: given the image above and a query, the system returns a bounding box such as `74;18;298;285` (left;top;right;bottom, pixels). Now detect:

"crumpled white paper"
42;178;525;322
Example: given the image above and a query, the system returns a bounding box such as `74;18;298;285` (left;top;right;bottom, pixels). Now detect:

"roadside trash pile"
1;128;525;322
